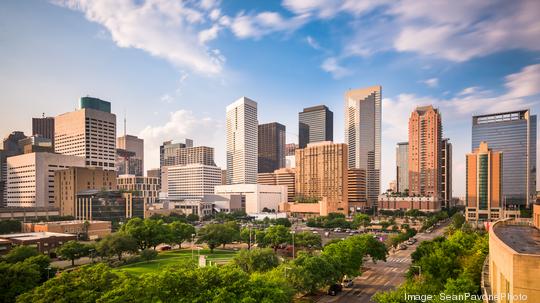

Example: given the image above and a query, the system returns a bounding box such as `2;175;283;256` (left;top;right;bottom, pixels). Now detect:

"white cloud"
423;78;438;88
138;110;225;169
320;57;351;79
230;11;308;39
55;0;225;74
503;64;540;99
282;0;389;19
306;36;320;50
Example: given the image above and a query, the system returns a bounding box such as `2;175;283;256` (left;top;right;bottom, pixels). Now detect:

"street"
318;223;448;303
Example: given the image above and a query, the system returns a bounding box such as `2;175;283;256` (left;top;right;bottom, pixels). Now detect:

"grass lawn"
117;248;238;276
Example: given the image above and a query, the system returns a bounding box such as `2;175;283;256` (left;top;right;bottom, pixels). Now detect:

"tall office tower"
441;138;452;207
465;142;503;223
396;142;409;193
408;105;442;197
226;97;258;185
7;152;85;208
162;164;222;200
295;142;348;214
55;97;116;170
32;116;55;149
298;105;333;148
1;131;27;207
472;110;537;207
348;168;367;211
257;168;296;203
345;86;382;206
160;140;214;167
117;135;144;176
54;167;117;216
258;122;286;173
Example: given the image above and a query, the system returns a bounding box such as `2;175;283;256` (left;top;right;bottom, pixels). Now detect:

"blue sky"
1;0;540;197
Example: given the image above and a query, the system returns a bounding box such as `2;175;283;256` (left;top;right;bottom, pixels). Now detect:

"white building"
345;86;382;206
55;97;116;171
162;164;222;200
6;152;85;207
214;184;287;214
226;97;258;185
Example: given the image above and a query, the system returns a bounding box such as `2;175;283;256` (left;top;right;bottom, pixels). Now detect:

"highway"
318;222;448;303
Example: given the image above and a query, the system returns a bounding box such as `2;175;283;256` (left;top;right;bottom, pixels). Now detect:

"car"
327;284;343;296
398;244;407;250
160;245;172;251
312;231;319;234
341;278;354;288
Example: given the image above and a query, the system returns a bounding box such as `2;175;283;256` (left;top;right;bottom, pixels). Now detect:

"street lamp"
411;265;422;277
191;233;196;259
290;230;296;259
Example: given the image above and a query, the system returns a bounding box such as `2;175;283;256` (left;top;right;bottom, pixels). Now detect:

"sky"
1;0;540;197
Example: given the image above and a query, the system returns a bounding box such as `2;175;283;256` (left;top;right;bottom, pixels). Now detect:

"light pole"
412;265;421;277
191;233;196;259
291;230;296;259
46;267;52;279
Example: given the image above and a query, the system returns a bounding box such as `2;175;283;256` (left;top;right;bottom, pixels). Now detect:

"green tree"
168;221;195;248
294;231;322;249
274;218;292;227
56;240;91;266
0;261;42;302
186;213;199;222
285;252;340;294
353;213;371;227
140;249;158;262
96;233;138;261
0;220;21;234
264;225;291;251
451;213;466;230
3;245;38;263
197;223;236;253
233;248;280;273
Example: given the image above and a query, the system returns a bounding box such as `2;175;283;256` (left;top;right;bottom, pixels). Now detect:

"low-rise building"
22;220;111;239
146;200;213;217
377;195;441;212
75;190;144;224
0;232;76;253
279;197;337;218
257;168;296;203
214;184;287;214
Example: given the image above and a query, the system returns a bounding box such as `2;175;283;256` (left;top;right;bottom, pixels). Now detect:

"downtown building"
226;97;258;184
117;175;159;205
116;134;144;176
257;167;296;203
1;131;27;207
472;110;536;207
298;105;333;148
32;116;55;149
161;164;222;201
345;86;381;207
258;122;286;173
55;97;116;171
160;139;215;167
396;142;409;194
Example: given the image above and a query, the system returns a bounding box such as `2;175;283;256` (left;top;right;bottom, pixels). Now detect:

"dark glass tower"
32;116;55;149
472;110;537;207
258;122;286;173
298;105;333;148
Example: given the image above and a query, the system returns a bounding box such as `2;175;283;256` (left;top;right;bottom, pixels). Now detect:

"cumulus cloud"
320;57;351;79
230;11;308;39
503;64;540;99
423;78;439;88
54;0;225;74
139;110;225;169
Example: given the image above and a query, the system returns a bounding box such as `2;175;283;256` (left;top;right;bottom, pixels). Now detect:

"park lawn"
117;248;238;276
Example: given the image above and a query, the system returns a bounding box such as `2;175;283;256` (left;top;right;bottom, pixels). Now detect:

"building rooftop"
0;232;75;241
493;223;540;255
28;220;109;225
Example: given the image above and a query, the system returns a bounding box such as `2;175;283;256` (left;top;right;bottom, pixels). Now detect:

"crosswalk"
386;257;409;263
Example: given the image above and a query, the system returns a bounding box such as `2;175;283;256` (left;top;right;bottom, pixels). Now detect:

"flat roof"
29;220;110;225
0;232;75;241
493;224;540;255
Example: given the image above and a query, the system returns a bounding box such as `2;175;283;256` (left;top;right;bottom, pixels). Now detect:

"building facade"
344;86;381;206
377;195;441;212
295;141;348;215
408;105;442;198
396;142;409;194
214;184;287;214
18;135;53;154
160;140;214;167
116;135;144;176
162;164;222;200
226;97;258;184
472;110;537;207
1;131;27;207
299;105;333;148
55;97;116;171
117;175;159;204
32;116;55;149
258;122;286;173
257;168;296;203
441;138;453;207
23;220;111;239
7;152;85;208
348;168;367;211
75;190;144;223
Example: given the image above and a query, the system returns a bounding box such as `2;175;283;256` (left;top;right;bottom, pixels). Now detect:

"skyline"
2;0;540;197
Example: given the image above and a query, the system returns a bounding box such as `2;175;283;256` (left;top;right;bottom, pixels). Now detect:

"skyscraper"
345;86;381;206
396;142;409;194
466;142;503;223
160;140;214;167
117;135;144;176
32;116;55;149
298;105;333;148
408;105;442;197
226;97;258;184
1;131;27;207
441;138;453;207
472;110;537;207
258;122;286;173
55;97;116;170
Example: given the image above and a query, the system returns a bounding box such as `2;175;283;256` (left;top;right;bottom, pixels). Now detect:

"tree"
451;213;465;230
353;213;371;228
3;245;38;263
285;252;340;294
121;218;170;250
168;221;195;248
56;240;91;266
186;213;199;223
233;248;280;273
0;220;21;234
140;249;158;262
264;225;291;251
274;218;292;227
0;261;42;302
96;233;138;261
295;231;322;249
197;223;236;253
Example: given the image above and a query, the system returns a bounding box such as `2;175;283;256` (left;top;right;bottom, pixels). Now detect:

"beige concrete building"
348;168;367;211
257;168;296;203
55;97;116;171
117;174;159;204
487;214;540;303
54;167;116;216
294;141;348;215
408;105;442;197
22;220;111;239
162;164;222;200
377;195;441;212
7;152;85;208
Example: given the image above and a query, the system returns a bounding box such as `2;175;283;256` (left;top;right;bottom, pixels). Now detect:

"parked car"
398;244;407;250
160;245;172;251
327;284;343;296
342;278;354;288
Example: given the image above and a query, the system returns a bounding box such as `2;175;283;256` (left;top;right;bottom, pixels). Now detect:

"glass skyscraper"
298;105;333;148
472;110;537;207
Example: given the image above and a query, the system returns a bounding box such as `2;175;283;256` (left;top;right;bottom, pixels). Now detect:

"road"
318;222;448;303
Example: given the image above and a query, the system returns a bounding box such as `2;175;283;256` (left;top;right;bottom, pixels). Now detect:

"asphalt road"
318;222;448;303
